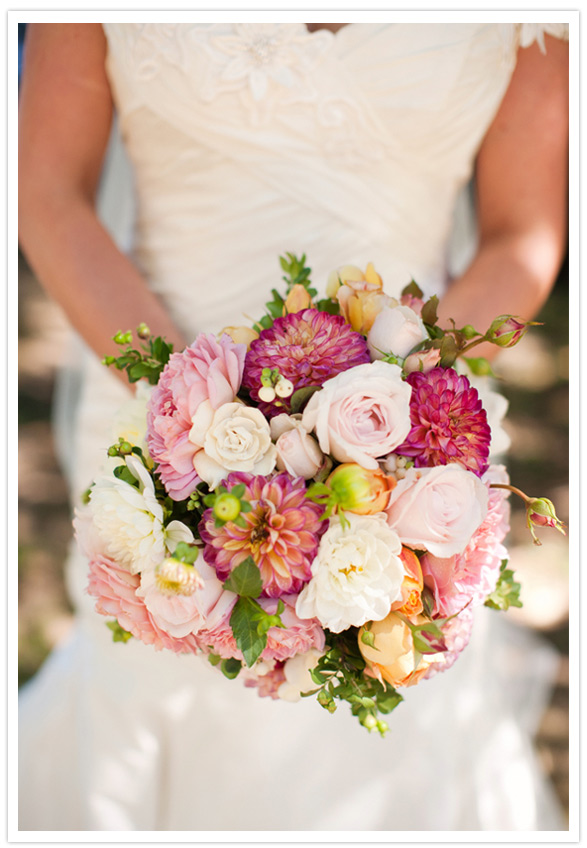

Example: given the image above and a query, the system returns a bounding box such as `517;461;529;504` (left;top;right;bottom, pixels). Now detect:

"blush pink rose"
420;465;511;617
146;333;246;500
87;554;201;654
367;305;428;361
270;414;324;479
386;464;489;558
301;361;412;469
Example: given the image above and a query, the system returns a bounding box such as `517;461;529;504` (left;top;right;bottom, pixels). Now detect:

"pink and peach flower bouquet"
77;254;565;734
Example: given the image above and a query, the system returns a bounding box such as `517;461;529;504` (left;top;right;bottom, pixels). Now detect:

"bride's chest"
103;22;517;168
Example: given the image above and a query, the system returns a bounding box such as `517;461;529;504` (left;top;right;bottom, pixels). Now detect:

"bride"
18;21;569;832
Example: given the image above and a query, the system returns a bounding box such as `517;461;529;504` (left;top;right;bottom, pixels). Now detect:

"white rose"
301;361;412;470
88;454;193;573
190;400;277;488
386;464;489;558
277;648;324;702
367;305;428;360
270;414;324;479
295;513;405;633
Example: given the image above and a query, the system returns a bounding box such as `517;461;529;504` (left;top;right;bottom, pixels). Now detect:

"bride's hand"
437;34;568;360
18;24;187;384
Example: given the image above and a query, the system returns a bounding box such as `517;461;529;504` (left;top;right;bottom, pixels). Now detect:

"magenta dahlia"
395;367;490;476
242;308;370;417
199;471;326;597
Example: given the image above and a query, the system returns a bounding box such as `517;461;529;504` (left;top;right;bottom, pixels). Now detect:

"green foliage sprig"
103;324;173;385
306;629;403;736
484;560;523;611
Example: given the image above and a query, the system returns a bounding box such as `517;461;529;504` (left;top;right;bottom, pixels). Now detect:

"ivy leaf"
220;658;242;679
229;597;268;667
485;560;523;610
222;556;263;598
106;620;133;643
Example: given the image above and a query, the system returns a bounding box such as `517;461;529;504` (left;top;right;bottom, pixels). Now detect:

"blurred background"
16;20;570;825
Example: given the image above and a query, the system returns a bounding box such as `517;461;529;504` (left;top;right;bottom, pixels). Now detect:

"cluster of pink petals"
146;333;246;500
199;471;326;597
420;466;511;618
242;309;370;417
197;596;325;663
87;554;201;654
422;607;474;681
396;367;491;477
243;664;287;699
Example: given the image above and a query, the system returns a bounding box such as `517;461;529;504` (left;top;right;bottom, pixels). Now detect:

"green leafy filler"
209;557;286;674
484;560;523;611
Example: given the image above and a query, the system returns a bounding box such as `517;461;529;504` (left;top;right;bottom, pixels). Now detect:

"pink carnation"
87;554;201;654
420;465;511;617
243;664;287;700
146;333;246;500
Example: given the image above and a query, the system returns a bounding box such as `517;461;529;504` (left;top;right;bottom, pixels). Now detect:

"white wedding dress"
19;21;569;832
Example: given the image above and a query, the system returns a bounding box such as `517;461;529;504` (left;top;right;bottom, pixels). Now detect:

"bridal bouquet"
77;254;564;734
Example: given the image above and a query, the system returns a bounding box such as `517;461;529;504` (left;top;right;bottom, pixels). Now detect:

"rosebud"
284;283;312;314
220;325;259;348
358;612;435;688
403;347;441;375
326;463;396;515
526;497;566;545
485;315;539;348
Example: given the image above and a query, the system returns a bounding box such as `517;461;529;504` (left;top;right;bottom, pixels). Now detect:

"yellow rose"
359;612;433;688
326;263;394;334
283;283;313;314
219;326;259;348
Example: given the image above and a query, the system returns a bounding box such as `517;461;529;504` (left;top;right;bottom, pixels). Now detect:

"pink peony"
87;554;201;654
199;471;326;597
396;367;491;477
146;333;246;500
242;309;370;417
420;465;511;617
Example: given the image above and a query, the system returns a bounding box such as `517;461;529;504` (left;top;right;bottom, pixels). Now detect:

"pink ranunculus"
367;305;428;361
422;607;475;680
386;464;489;558
301;361;412;470
136;558;237;639
146;333;246;500
87;554;201;654
419;465;511;616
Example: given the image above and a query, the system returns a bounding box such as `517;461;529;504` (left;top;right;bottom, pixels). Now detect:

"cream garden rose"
386;464;489;558
295;513;405;633
189;400;277;488
367;304;428;361
270;413;324;479
301;361;412;469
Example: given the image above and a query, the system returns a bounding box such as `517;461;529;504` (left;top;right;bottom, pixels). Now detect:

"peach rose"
359;612;434;688
326;262;395;334
284;284;313;314
390;548;424;616
326;463;396;515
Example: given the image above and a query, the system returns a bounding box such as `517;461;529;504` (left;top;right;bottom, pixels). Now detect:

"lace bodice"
101;21;567;339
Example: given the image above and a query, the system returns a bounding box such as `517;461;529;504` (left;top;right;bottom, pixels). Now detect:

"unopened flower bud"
213;493;242;523
136;323;151;339
460;324;478;340
526;497;566;545
119;440;133;455
114;330;133;346
327;463;396;514
486;315;538;348
107;445;119;457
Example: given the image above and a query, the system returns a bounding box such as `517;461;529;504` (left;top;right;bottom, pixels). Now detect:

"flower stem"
490;483;531;504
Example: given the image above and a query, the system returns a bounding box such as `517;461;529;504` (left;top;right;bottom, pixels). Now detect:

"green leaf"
229;598;267;667
463;356;497;378
222;556;263;598
289;385;321;414
314;298;341;315
421;295;439;326
172;541;199;564
220;657;242;679
106;620;133;643
401;279;424;300
113;464;140;488
207;652;221;667
128;362;157;382
484;560;523;610
439;334;459;368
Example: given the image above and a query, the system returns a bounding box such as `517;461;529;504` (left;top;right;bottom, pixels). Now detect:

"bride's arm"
18;24;187;378
437;35;569;356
